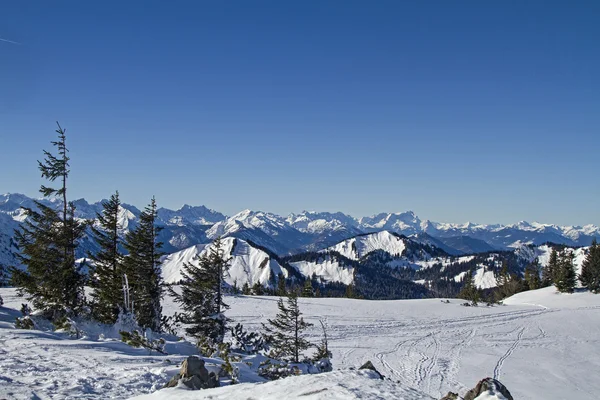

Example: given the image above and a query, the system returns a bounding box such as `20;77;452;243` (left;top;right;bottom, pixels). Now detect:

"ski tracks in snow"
493;326;525;380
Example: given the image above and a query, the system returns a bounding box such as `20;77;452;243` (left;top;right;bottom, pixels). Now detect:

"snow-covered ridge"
161;237;288;286
325;231;408;260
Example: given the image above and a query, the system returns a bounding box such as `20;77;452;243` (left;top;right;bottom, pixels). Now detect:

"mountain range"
1;193;598;265
1;192;596;299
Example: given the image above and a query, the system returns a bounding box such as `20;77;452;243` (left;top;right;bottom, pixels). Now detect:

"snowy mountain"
157;204;225;227
325;231;409;260
206;209;312;254
161;237;289;287
1;192;598;266
359;211;423;235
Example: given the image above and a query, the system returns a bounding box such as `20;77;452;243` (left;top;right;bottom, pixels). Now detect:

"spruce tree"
580;239;600;293
542;248;559;286
88;191;124;324
0;262;5;306
262;291;313;363
524;258;541;290
554;249;576;293
122;197;164;331
276;273;287;296
458;270;480;304
169;237;231;342
302;279;313;297
11;123;87;319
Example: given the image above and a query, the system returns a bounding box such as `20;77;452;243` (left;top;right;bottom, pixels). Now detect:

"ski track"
493;326;525;381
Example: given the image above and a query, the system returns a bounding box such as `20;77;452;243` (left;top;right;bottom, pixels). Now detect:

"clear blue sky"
1;1;598;226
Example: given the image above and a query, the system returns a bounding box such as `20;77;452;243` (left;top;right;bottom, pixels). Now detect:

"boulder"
163;356;219;390
358;360;384;380
463;377;513;400
440;392;459;400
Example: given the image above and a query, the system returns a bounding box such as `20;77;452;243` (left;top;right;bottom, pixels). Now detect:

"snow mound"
504;286;600;309
161;238;287;286
130;369;434;400
326;231;406;260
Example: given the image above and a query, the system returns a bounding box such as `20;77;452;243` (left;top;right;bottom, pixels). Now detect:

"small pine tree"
262;292;313;363
302;279;313;297
0;263;5;306
554;249;576;293
11;123;87;320
580;239;600;293
242;282;251;295
122;197;164;331
312;320;332;361
276;273;287;296
88;191;124;324
169;237;231;343
458;270;480;305
542;248;559;286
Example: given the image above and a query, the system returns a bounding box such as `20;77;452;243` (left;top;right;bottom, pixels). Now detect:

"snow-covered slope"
132;369;434;400
326;231;407;260
289;254;355;285
4;285;600;399
161;237;288;286
206;209;310;254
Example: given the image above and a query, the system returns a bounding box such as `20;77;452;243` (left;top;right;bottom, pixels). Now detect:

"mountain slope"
160;237;288;286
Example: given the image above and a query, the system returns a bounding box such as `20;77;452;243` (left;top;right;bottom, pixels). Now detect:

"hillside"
2;285;600;399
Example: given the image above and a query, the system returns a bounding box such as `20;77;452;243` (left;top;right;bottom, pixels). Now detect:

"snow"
131;369;434;400
289;255;354;285
3;285;600;399
326;231;406;260
473;267;498;289
160;238;287;286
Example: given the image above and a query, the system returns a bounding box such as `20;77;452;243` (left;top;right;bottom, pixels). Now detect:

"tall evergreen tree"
88;191;124;324
524;258;542;290
122;197;164;331
542;248;559;286
554;249;576;293
580;239;600;293
262;291;313;363
11;123;87;319
169;237;231;342
458;270;480;304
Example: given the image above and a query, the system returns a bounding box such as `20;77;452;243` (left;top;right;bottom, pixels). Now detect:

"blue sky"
1;1;598;225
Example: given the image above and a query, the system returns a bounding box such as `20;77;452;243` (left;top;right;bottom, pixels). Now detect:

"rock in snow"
163;356;220;390
464;377;513;400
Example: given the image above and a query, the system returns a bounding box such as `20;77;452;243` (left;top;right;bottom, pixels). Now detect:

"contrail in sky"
0;37;21;45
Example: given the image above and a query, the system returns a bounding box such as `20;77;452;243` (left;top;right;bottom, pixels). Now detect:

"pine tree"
11;123;87;319
312;320;332;361
554;249;576;293
88;191;124;324
302;279;313;297
542;248;559;286
122;197;164;331
580;239;600;293
458;270;480;305
169;237;231;342
262;292;313;363
0;262;6;306
276;273;287;296
524;258;542;290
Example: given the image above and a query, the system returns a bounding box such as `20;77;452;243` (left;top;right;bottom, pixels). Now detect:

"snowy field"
2;286;600;399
